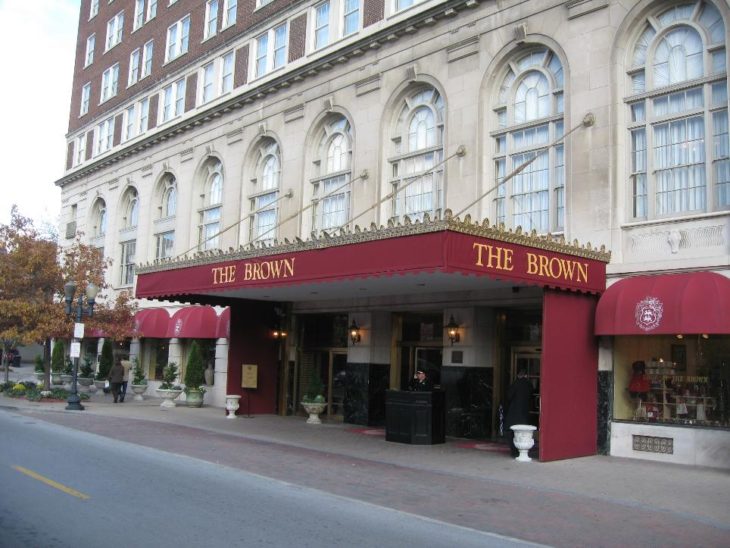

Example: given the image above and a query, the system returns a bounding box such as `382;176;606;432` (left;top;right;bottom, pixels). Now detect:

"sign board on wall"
241;364;258;389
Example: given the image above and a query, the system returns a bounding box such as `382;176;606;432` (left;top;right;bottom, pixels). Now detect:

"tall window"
204;0;219;39
147;0;157;20
156;231;175;259
221;51;234;93
315;2;330;49
85;34;95;67
80;83;91;116
161;78;185;122
155;174;177;259
312;117;352;234
627;1;728;219
105;11;124;51
199;161;223;251
129;49;141;86
120;241;136;285
249;140;280;245
101;64;120;102
492;48;565;233
222;0;237;27
90;0;99;19
141;40;154;78
166;15;190;61
123;188;139;228
255;24;287;78
95;117;114;155
343;0;359;36
161;175;177;218
133;0;145;30
389;86;444;221
74;134;87;166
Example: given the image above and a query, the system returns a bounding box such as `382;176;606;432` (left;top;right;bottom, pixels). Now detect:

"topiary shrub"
96;340;113;380
184;341;205;391
51;341;66;373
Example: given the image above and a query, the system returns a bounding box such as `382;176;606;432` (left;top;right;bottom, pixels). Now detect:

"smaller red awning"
217;307;230;338
168;306;222;339
134;308;170;338
595;272;730;335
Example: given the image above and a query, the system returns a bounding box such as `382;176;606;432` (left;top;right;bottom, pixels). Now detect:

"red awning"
168;306;221;339
595;272;730;335
217;307;230;338
134;308;170;338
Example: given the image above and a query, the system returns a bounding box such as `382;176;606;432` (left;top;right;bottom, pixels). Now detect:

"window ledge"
621;210;729;230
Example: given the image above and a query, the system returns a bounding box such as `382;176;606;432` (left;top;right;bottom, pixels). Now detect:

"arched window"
199;160;223;251
155;174;177;259
92;199;107;237
122;188;139;228
161;175;177;218
627;1;728;219
312;116;352;234
249;140;281;245
492;48;565;233
390;86;444;221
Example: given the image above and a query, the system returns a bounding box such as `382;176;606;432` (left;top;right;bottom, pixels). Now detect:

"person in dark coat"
504;369;533;456
409;369;433;391
108;358;125;403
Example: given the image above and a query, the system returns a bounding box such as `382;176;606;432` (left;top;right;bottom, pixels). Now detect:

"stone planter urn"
155;388;182;408
225;395;241;418
185;389;204;408
51;373;63;385
130;384;148;401
35;372;45;383
301;401;328;424
510;424;537;462
78;377;94;392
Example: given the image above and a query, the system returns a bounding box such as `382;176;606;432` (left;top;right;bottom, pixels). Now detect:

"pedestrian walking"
108;358;125;403
120;359;132;402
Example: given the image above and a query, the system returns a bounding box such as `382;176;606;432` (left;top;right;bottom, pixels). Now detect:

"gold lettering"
260;261;270;280
244;263;253;281
538;255;550;278
473;243;488;267
284;257;294;278
212;267;220;285
253;263;262;280
549;257;561;279
526;253;538;275
560;259;576;281
576;262;588;283
502;248;514;271
241;258;296;281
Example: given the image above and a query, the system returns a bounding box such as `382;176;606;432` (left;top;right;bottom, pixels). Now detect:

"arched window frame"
626;1;728;220
92;199;107;238
311;116;353;235
199;160;224;251
123;188;139;229
248;140;281;245
389;86;444;222
491;47;565;234
154;174;177;260
161;175;177;219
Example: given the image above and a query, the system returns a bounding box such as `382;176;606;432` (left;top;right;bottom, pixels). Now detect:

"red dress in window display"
628;361;650;398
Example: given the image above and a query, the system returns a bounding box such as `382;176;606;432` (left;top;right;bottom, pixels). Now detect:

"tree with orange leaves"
0;207;136;386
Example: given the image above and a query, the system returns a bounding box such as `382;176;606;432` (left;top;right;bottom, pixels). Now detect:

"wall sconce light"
349;320;361;345
445;315;460;345
701;334;709;339
272;324;287;339
676;334;684;340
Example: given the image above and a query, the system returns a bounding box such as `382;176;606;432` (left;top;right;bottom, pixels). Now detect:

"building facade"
57;0;730;466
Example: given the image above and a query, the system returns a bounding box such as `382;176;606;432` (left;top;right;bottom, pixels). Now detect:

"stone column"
210;337;229;408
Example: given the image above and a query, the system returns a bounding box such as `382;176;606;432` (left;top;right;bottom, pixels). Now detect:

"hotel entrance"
396;313;444;390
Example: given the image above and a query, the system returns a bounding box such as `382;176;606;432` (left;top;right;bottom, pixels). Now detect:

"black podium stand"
385;389;445;444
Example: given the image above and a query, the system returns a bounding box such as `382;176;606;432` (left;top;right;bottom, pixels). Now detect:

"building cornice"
56;0;482;188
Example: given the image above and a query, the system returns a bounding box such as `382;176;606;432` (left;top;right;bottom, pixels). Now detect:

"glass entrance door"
511;347;541;426
400;345;442;390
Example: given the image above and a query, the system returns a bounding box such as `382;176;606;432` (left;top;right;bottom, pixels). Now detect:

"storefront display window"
613;336;730;427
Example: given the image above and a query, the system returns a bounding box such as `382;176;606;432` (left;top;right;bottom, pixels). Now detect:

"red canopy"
134;308;170;338
595;272;730;335
168;306;223;339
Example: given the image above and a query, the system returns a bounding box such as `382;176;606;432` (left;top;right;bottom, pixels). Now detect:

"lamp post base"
65;394;85;411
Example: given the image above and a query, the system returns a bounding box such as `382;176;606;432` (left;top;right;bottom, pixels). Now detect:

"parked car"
1;348;21;368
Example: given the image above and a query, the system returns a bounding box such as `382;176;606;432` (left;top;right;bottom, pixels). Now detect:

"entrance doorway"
299;349;348;421
399;346;442;390
510;347;541;427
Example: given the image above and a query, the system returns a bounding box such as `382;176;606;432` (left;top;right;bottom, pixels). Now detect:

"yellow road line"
12;465;90;500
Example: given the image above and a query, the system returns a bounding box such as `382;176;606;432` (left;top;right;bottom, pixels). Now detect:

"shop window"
613;335;730;427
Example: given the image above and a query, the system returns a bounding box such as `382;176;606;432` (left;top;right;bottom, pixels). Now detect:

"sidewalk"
2;368;730;530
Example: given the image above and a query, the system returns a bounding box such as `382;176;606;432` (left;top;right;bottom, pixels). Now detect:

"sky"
0;0;80;229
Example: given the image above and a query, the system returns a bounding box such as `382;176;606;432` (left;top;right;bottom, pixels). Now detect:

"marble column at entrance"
167;338;182;384
209;337;228;408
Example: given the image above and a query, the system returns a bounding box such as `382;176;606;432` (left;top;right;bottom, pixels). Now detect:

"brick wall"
288;14;307;62
235;44;249;88
363;0;384;28
186;72;198;112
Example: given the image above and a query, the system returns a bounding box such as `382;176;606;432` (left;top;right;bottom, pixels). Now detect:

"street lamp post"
63;281;100;411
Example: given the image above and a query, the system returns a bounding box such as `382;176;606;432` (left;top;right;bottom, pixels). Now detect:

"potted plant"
130;357;148;401
51;340;65;385
95;340;113;390
156;362;182;408
300;373;328;424
34;355;45;382
183;341;206;408
78;358;95;387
